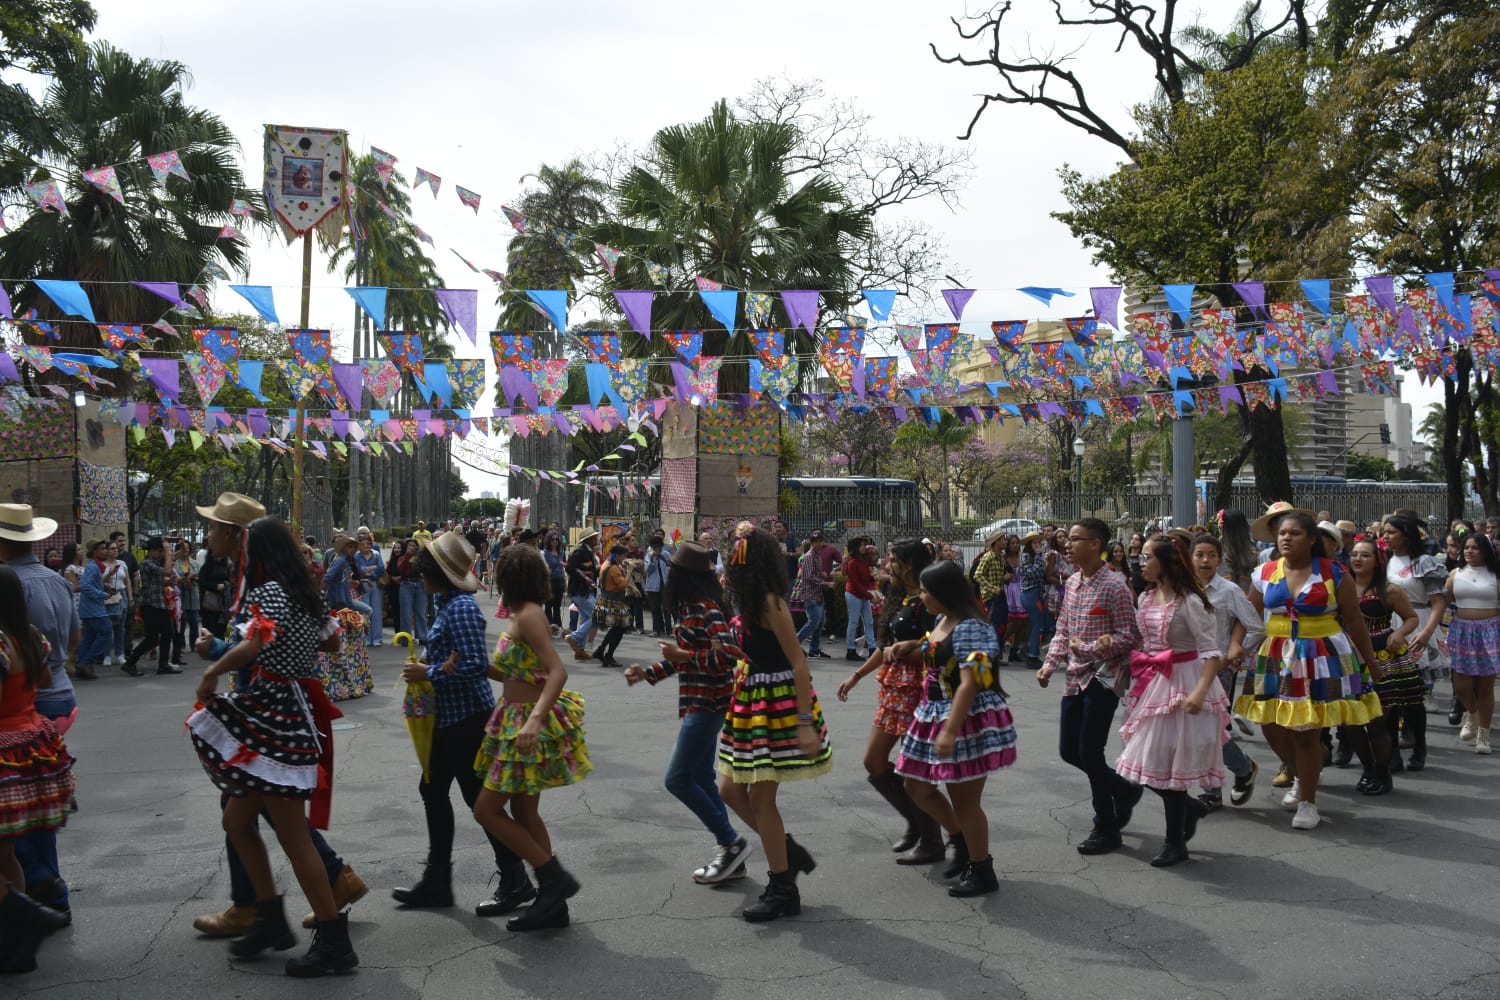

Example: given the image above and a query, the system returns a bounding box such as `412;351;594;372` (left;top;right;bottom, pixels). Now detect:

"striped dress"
0;630;76;838
717;620;832;783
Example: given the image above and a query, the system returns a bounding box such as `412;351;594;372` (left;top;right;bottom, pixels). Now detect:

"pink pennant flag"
217;224;242;240
501;205;528;234
369;146;397;186
413;168;441;197
455;186;481;213
82;165;124;203
594;244;622;276
413;225;434;247
23;178;66;213
230;198;253;216
146;150;190;185
694;276;722;292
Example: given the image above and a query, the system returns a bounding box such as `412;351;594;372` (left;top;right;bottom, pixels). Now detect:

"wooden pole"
291;231;312;535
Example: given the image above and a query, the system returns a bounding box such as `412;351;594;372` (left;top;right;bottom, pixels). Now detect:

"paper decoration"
613;290;653;338
1090;286;1122;330
416;362;453;406
229;284;279;323
1017;286;1074;306
82;165;124;203
382;333;425;377
141;357;180;405
662;330;703;365
694;276;722;292
236;359;268;402
1162;284;1195;326
192;325;239;381
531;358;571;407
750;328;784;363
146;150;190;184
0;286;10;320
449;359;485;407
185;284;211;313
34;280;96;322
490;332;533;366
594;244;623;276
131;280;189;310
278;358;319;402
345;286;387;328
863;289;898;322
263;125;348;241
455;185;481;212
331;363;364;408
942;288;975;321
413;225;434;246
217;224;242;240
230;198;253;216
24;179;66;213
501;205;527;233
98;324;147;349
361;358;401;405
525;290;568;332
644;260;671;287
743;291;774;328
582;333;621;366
185;352;226;404
688;357;721;406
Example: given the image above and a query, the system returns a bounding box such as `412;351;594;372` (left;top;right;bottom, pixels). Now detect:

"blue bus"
781;477;924;544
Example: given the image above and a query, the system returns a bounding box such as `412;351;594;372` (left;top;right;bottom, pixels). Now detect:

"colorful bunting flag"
455;185;481;212
146;149;190;185
594;244;623;276
501;205;528;233
414;168;441;196
23;179;65;213
82;165;124;203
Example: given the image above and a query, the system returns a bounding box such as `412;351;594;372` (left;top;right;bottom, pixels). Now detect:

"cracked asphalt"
6;596;1499;999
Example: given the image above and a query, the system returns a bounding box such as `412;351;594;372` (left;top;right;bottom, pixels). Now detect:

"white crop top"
1451;567;1500;610
1387;553;1445;607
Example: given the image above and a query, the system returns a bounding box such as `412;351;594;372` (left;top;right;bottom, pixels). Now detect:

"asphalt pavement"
4;595;1498;1000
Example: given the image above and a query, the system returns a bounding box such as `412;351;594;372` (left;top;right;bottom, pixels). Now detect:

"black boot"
785;834;817;875
391;860;453;907
0;888;70;976
896;811;946;865
867;769;921;853
506;857;579;932
941;833;969;880
476;861;536;917
1361;765;1394;796
229;897;296;957
1407;707;1428;771
948;856;1000;897
284;913;357;977
742;870;801;922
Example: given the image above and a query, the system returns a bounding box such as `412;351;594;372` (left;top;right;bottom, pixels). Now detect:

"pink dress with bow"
1114;593;1230;791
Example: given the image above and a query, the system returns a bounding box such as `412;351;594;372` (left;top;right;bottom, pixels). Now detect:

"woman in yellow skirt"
472;545;591;932
1235;506;1380;831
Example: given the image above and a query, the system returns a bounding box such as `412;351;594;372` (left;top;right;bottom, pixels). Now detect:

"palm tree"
895;411;973;534
0;42;256;350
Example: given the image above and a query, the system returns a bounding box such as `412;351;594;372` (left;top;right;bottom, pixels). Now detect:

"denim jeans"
845;593;874;651
1022;587;1053;660
399;580;428;641
16;696;76;905
1058;679;1135;835
365;586;383;644
569;594;597;647
108;607;127;658
796;600;826;653
664;710;738;845
79;615;113;668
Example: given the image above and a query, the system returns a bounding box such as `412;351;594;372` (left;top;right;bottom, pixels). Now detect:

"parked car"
972;517;1041;541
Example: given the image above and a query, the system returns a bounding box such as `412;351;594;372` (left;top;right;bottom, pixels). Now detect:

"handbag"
201;589;223;613
377;572;392;588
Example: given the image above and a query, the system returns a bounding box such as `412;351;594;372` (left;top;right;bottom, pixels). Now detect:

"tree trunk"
939;441;953;534
1444;370;1466;522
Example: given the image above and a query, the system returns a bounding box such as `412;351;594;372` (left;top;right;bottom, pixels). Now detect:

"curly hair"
724;525;789;623
495;544;551;609
245;516;326;620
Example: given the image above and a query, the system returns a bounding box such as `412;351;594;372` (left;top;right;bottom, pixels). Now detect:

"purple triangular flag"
1230;281;1266;319
613;290;654;338
140;357;180;404
0;352;18;383
781;290;820;334
132;281;191;309
331;362;364;408
331;412;349;439
941;288;975;322
1089;286;1121;330
1486;269;1500;282
1316;370;1340;394
1363;275;1397;315
670;361;694;403
0;285;12;320
247;408;270;436
434;288;478;345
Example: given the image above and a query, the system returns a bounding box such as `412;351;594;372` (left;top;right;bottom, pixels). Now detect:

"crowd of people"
0;495;1495;977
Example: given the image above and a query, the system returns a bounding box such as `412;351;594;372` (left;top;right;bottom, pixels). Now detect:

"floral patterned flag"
745;292;774;328
413;168;441;197
146;149;190;184
277;358;319;402
990;320;1026;352
98;324;147;349
694;275;722;292
689;357;721;406
287;328;332;369
582;333;621;366
455;185;481;213
530;358;570;407
828;325;866;356
383;332;425;377
643;260;671;287
230;198;253;216
185;284;211;313
185;352;226;404
369;146;396;186
750;358;797;404
1361;362;1397;395
924;323;958;364
661;330;703;365
864;356;898;397
817;342;855;392
218;224;242;240
11;345;54;374
449;359;486;407
896;324;924;352
1064;315;1098;347
750;328;784;363
594;244;623;276
193;325;239;379
24;178;66;213
614;358;650;407
500;205;528;233
361;358;402;405
82;165;124;203
1130;312;1173;370
490;332;533;367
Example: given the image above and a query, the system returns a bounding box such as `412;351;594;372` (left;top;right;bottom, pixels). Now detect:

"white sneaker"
1477;730;1492;755
1280;778;1300;809
1460;713;1476;744
1423;689;1438;713
1291;801;1320;830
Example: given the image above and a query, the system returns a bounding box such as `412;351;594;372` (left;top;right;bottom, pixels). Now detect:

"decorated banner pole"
292;231;312;535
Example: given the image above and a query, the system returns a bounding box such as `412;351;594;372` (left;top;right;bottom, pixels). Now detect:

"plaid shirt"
1043;565;1140;696
424;591;496;727
137;557;168;610
973;551;1008;601
643;600;745;716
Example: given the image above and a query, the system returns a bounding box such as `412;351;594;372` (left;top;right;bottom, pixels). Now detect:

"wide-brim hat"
517;528;542;544
1316;520;1343;546
1335;519;1358;535
1251;501;1318;542
670;541;715;575
0;504;58;543
195;492;266;527
428;532;478;592
1021;530;1042;544
578;531;599;546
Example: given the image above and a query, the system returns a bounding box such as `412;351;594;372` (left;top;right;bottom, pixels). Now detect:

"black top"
566;546;598;597
882;593;936;647
741;619;793;673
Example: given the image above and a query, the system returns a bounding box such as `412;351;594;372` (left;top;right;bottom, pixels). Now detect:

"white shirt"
1204;574;1265;654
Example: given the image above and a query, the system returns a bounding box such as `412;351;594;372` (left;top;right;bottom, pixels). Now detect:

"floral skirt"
475;691;592;795
1448;615;1500;677
317;628;373;701
717;663;832;783
895;687;1017;785
873;658;923;735
0;723;76;838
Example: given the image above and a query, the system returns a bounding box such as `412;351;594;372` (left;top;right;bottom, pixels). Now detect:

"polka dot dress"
188;582;324;798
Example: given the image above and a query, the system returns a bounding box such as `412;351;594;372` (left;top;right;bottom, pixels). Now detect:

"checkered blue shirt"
424;592;495;727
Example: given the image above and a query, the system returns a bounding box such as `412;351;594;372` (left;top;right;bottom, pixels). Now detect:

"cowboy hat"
427;531;478;592
669;541;715;575
577;530;599;546
0;504;58;543
1021;530;1042;544
1250;501;1318;542
1316;520;1343;547
195;492;266;527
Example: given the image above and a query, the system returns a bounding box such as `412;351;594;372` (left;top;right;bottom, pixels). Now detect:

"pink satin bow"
1129;648;1194;702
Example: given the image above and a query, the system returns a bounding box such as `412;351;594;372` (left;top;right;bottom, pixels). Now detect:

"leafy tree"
955;439;1046;522
0;0;95;156
0;42;257;348
1345;454;1397;481
890;411;973;533
797;408;897;477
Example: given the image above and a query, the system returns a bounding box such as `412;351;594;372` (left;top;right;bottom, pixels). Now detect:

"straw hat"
0;504;58;543
1316;520;1343;546
1250;501;1317;543
427;531;478;592
1335;519;1359;535
195;492;265;527
1021;530;1042;544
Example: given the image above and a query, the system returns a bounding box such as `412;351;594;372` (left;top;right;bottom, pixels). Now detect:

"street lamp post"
1072;437;1085;521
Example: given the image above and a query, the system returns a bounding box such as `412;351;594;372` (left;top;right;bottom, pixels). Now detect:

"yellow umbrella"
396;632;437;781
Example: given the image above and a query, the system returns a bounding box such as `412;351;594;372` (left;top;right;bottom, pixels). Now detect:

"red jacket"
845;557;874;601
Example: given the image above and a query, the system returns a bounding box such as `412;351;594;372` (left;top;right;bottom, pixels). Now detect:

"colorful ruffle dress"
1234;558;1382;730
717;621;832;783
0;630;76;839
188;582;341;819
1360;589;1423;707
1114;595;1229;791
873;594;935;736
474;633;591;794
894;618;1017;784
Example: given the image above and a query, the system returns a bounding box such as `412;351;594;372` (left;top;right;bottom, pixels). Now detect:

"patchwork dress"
474;633;591;794
1234;558;1382;731
0;630;76;839
895;618;1017;785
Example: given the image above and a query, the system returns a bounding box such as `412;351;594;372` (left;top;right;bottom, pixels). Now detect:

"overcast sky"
84;1;1438;494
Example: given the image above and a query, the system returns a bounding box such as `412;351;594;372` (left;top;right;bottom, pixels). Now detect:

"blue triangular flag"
236;360;268;402
34;279;96;322
863;289;898;322
1172;390;1195;415
585;363;627;414
419;362;452;407
1426;272;1456;317
525;289;568;332
698;289;739;332
1298;279;1331;317
230;284;280;324
1162;283;1195;326
1017;286;1074;307
345;286;387;329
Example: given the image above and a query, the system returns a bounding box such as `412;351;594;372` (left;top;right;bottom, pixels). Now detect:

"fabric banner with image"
263;125;349;242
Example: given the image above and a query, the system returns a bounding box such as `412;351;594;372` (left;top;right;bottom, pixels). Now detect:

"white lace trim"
187;709;319;789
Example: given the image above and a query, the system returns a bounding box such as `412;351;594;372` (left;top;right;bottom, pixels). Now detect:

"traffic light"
1379;423;1391;445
